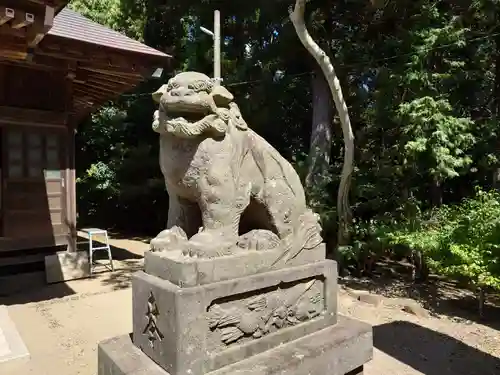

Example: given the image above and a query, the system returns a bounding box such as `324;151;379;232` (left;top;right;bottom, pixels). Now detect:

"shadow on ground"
85;236;144;290
91;259;143;291
0;272;76;306
340;258;500;331
106;230;152;244
0;236;145;306
374;320;500;375
76;236;144;261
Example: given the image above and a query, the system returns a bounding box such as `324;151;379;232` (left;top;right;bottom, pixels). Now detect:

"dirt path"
338;287;500;375
0;281;498;375
0;232;498;375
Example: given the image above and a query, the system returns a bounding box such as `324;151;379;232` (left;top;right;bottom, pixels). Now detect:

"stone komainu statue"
150;71;322;264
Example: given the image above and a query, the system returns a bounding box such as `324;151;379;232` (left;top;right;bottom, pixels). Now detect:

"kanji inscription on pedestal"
142;291;164;348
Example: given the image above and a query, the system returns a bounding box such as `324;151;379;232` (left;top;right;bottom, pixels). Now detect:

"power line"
226;71;312;87
120;71;312;98
352;30;500;66
120;30;500;98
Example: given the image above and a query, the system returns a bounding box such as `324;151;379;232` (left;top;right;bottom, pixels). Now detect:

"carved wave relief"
207;277;325;346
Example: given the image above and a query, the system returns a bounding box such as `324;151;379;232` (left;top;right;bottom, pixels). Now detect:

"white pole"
213;10;221;85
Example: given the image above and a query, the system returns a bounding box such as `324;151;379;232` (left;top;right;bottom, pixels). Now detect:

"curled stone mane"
166;79;214;93
190;79;215;92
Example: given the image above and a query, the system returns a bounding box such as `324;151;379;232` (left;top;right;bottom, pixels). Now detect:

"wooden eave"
0;1;68;53
0;5;170;122
1;47;165;121
25;0;67;8
1;0;67;11
35;34;169;120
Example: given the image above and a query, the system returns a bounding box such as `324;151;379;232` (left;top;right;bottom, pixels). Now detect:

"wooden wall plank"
0;106;66;127
65;75;77;252
2;64;66;111
0;235;68;252
1;126;69;251
0;64;4;105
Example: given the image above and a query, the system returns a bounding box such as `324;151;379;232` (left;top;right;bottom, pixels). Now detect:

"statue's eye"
188;82;201;91
167;81;179;90
188;80;214;92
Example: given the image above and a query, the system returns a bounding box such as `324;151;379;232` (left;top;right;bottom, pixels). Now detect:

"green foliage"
398;96;475;180
387;189;500;290
69;0;146;40
76;99;168;234
71;0;500;289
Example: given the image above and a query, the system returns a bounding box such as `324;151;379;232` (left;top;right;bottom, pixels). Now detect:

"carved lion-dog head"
152;71;247;138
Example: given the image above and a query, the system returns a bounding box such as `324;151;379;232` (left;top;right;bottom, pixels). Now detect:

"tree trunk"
493;168;500;189
305;68;333;189
430;175;443;207
290;0;355;246
493;13;500;188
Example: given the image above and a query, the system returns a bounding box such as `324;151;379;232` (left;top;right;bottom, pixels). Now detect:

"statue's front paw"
182;230;235;258
184;247;232;259
150;226;188;252
237;230;280;252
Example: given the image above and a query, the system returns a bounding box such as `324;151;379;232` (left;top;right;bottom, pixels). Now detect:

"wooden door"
2;127;67;245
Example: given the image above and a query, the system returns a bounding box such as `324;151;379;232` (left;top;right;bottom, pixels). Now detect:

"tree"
69;0;146;40
290;0;355;246
71;0;500;297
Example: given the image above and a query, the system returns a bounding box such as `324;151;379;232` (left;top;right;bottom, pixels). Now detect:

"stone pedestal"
99;316;370;375
97;247;373;375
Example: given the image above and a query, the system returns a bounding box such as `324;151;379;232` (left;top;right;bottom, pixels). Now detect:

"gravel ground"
0;234;498;375
338;287;500;375
0;284;497;375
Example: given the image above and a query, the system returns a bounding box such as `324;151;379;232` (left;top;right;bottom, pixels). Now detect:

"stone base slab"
145;243;326;287
98;316;372;375
0;305;30;364
45;251;90;283
133;260;337;375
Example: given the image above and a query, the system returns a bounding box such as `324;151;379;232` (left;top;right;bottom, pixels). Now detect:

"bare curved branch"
290;0;354;245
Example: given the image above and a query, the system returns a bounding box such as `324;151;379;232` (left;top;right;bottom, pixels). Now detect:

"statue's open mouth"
165;108;209;124
154;91;226;138
161;107;226;138
162;93;214;114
